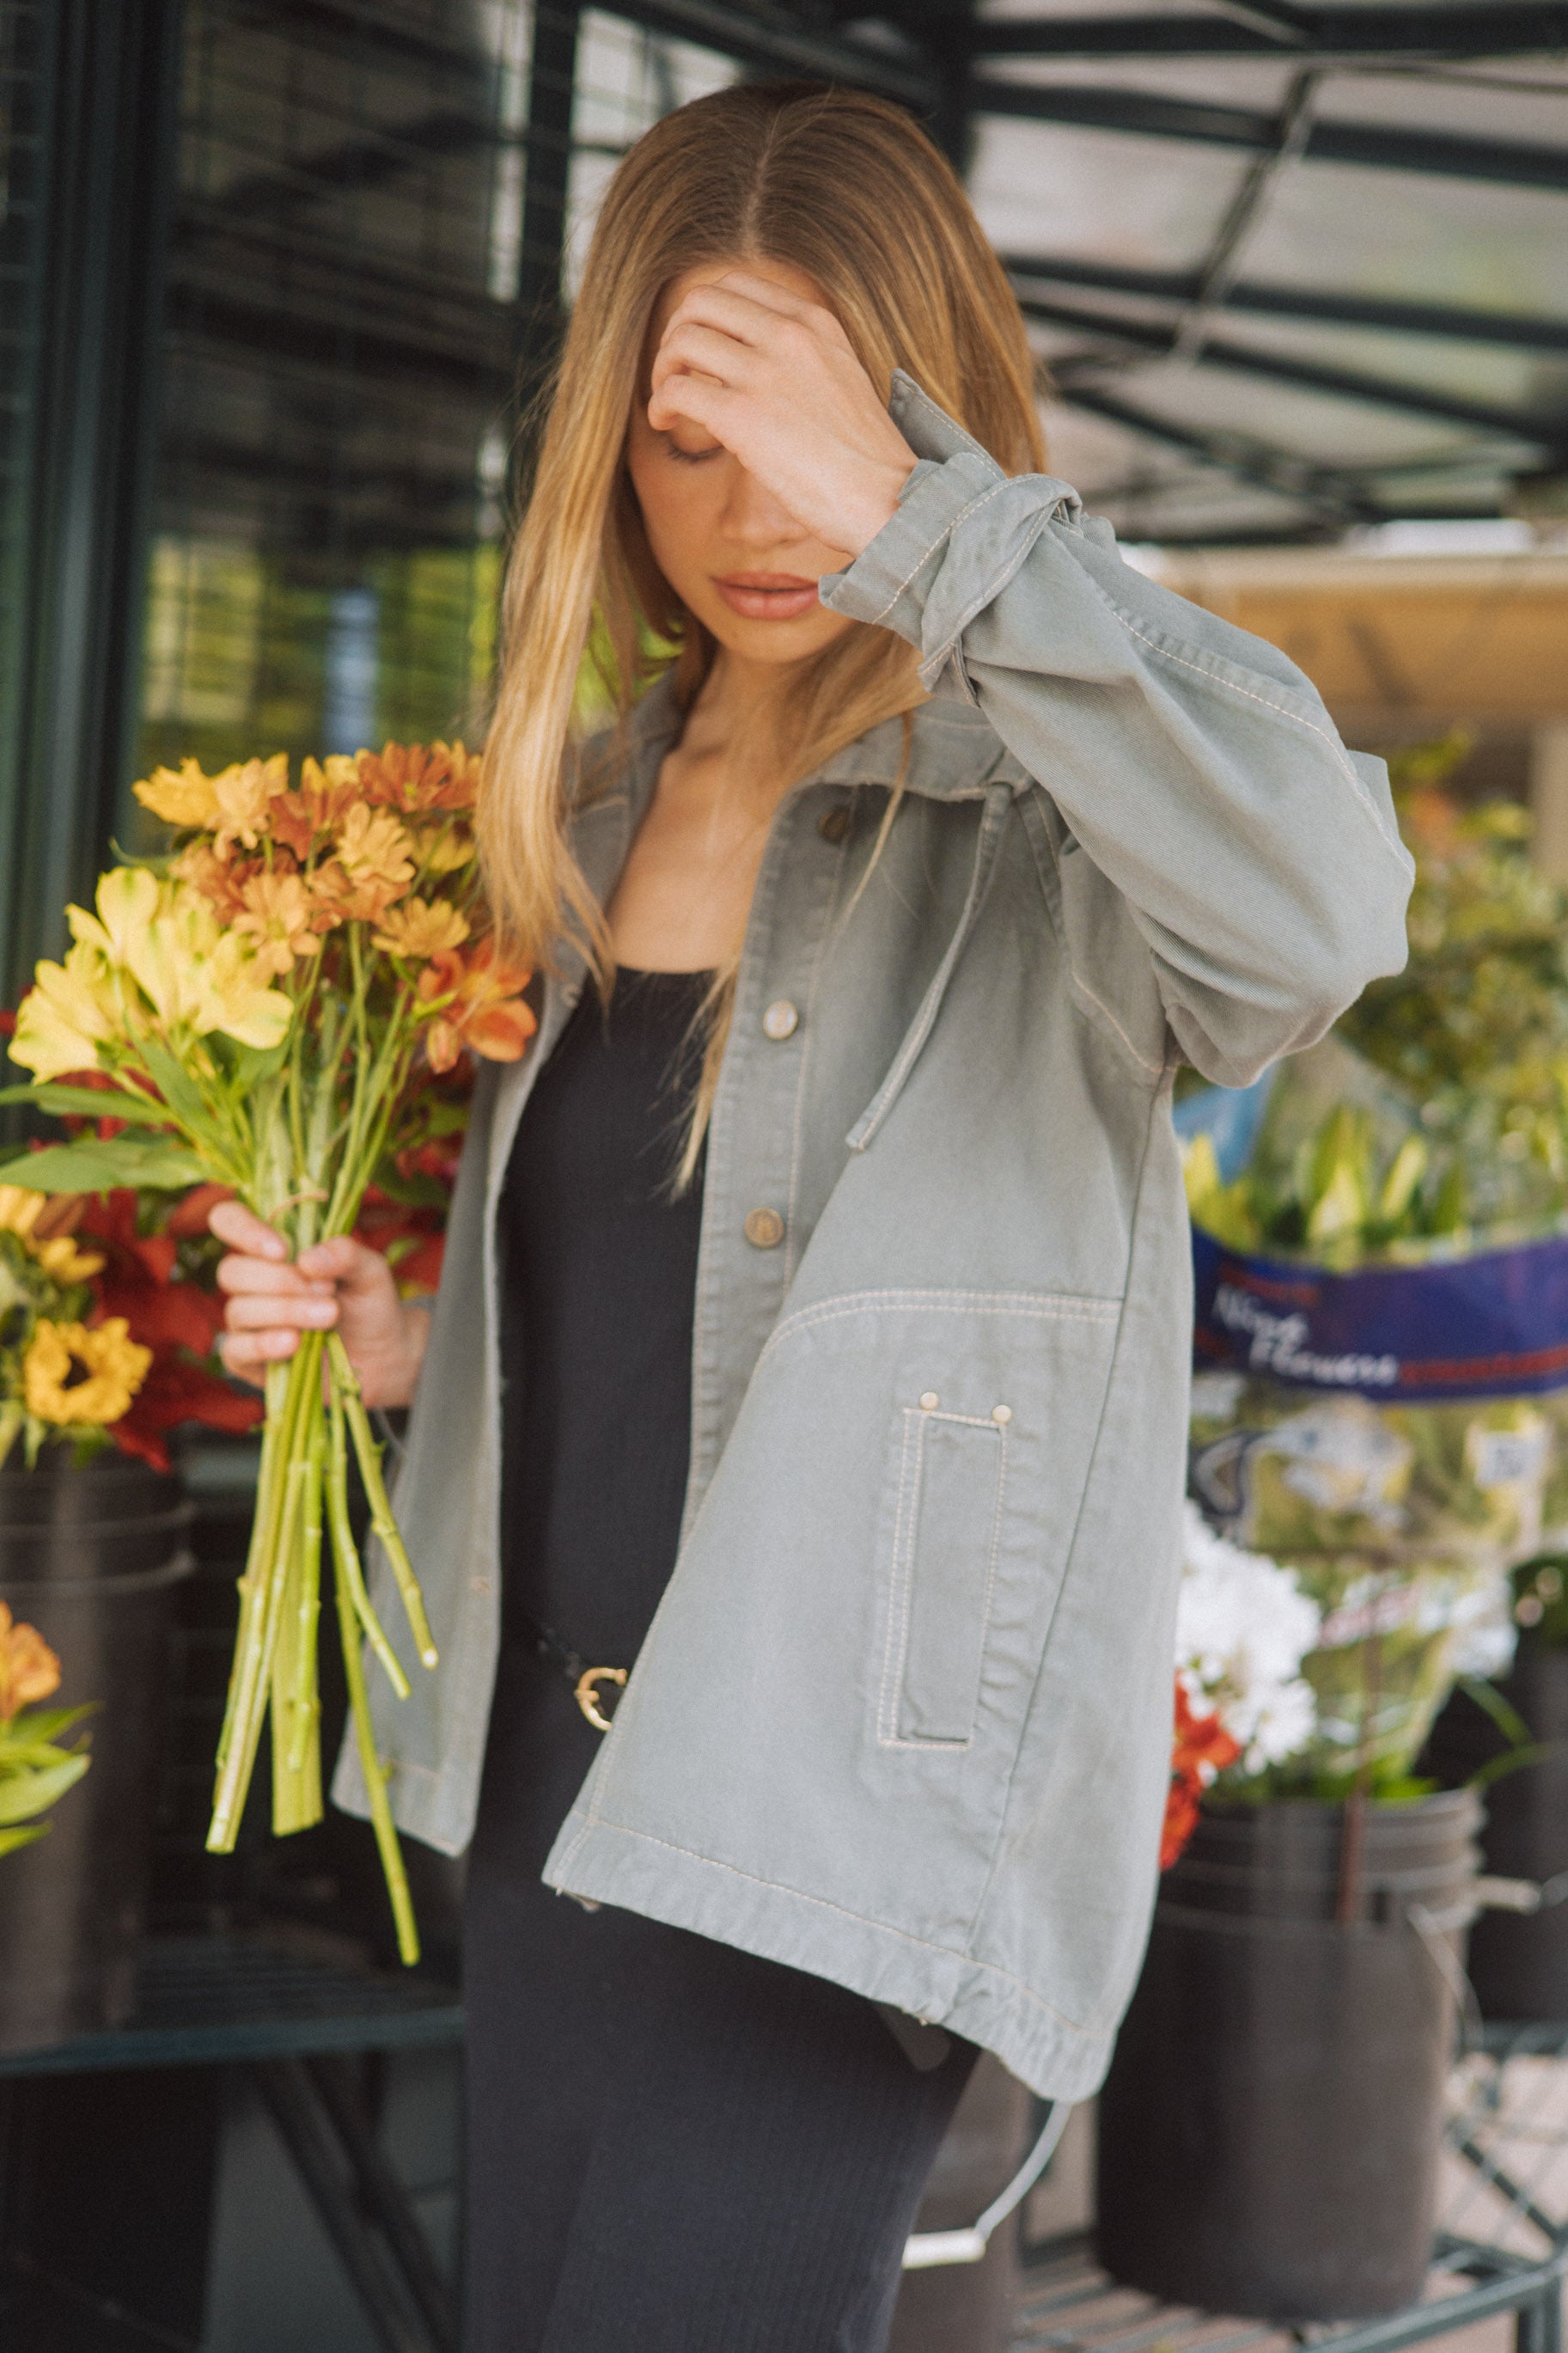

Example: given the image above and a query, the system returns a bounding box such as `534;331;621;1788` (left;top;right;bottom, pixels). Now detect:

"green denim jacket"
334;374;1412;2098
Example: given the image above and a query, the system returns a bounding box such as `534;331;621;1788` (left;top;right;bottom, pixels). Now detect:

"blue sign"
1193;1225;1568;1402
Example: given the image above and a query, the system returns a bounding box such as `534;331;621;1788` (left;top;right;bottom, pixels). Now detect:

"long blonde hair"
480;80;1046;1169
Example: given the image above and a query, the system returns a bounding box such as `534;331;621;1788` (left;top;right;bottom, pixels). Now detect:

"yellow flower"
31;1237;105;1283
233;871;320;976
337;805;415;898
23;1319;152;1428
211;755;287;857
0;1603;61;1722
196;934;294;1050
69;865;161;969
133;758;222;828
9;942;121;1079
372;898;470;959
408;821;475;877
0;1189;46;1243
0;1191;101;1282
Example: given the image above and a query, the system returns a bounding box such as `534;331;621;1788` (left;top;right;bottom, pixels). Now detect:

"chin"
702;613;849;665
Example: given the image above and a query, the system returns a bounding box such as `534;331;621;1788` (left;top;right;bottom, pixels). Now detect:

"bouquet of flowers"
0;1606;90;1859
0;743;536;1959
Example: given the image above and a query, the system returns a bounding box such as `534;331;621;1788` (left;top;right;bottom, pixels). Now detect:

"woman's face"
625;257;860;667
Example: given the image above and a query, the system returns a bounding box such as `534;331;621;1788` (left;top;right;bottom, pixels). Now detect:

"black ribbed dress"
462;966;976;2353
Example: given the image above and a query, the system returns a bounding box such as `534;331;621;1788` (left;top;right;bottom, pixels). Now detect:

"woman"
213;81;1412;2353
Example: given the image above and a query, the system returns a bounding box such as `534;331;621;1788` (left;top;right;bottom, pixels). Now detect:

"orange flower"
336;804;415;903
372;898;470;960
211;755;289;857
358;741;481;816
272;755;361;859
418;940;536;1073
233;871;320;976
0;1603;61;1721
172;840;250;918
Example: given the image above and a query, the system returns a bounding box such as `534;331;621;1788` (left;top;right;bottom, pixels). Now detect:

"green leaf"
0;1704;95;1749
135;1037;216;1135
223;1036;292;1088
0;1751;89;1824
0;1084;171;1126
0;1824;47;1858
0;1138;207;1194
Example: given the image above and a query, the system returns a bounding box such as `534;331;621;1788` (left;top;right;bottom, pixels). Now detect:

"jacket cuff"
819;370;1083;697
819;449;1006;646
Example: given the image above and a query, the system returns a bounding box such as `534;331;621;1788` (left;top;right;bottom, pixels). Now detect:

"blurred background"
3;0;1565;1014
2;6;1567;2349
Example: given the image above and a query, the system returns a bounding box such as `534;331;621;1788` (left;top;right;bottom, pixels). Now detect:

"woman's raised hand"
210;1199;430;1409
646;269;918;561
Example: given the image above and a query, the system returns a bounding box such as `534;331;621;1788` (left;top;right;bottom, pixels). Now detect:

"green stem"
326;1331;438;1669
207;1339;320;1851
324;1380;411;1702
329;1386;420;1967
273;1404;325;1819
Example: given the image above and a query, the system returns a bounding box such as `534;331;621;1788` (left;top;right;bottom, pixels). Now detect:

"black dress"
463;967;976;2353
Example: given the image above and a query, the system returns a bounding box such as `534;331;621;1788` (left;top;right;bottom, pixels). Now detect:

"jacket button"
818;805;852;844
762;999;798;1041
743;1207;784;1249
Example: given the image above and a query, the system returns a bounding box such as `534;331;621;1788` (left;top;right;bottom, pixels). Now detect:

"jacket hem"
545;1812;1115;2102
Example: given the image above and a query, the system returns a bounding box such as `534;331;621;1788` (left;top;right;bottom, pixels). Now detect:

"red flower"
1160;1681;1242;1871
112;1356;261;1473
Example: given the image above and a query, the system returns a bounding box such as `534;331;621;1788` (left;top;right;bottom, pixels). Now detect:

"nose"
720;463;809;552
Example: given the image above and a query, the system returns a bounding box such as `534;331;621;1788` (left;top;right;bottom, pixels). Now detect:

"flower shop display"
1425;1555;1568;2022
1103;1506;1485;2321
0;743;536;1963
0;1605;90;1860
0;1453;195;2052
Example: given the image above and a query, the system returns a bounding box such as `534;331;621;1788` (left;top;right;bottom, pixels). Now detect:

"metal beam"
1005;255;1568;357
968;6;1568;59
0;0;185;1007
972;79;1568;193
1056;382;1379;525
596;0;937;105
1023;292;1568;450
1168;67;1317;364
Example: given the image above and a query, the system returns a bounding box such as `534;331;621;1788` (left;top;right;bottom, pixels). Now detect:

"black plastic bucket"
0;1458;193;2054
1096;1789;1480;2321
1427;1653;1568;2020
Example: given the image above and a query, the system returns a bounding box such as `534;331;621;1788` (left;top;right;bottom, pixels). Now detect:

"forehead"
650;255;826;335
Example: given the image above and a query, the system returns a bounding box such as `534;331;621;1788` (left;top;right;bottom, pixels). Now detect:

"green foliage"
0;1702;92;1849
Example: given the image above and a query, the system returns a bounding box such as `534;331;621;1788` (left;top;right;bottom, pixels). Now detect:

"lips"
713;572;821;621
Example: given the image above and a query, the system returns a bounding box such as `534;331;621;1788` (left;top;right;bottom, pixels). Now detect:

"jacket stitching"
1103;600;1406;865
961;1083;1163;1953
878;1407;924;1743
758;1288;1120;1374
920;508;1056;683
857;480;1011;625
565;1817;1096;2039
782;810;848;1288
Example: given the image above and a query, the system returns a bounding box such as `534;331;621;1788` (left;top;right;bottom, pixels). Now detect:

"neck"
684;645;791;756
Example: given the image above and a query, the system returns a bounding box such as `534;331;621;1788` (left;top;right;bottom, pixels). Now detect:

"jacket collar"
577;668;1021;834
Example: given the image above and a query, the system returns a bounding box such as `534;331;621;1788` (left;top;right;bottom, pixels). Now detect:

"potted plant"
0;1603;91;1857
0;1177;257;2053
1097;1504;1490;2322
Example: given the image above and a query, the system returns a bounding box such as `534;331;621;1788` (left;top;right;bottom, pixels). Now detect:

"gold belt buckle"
574;1665;627;1733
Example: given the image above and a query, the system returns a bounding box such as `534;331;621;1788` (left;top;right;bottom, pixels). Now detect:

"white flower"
1177;1502;1322;1775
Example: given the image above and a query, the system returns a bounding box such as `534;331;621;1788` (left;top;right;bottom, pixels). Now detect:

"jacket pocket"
877;1402;1007;1748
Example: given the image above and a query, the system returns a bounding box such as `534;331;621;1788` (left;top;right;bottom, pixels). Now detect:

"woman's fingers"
222;1289;338;1332
210;1198;289;1259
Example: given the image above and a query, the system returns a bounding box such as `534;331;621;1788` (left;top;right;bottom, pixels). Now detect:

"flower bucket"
1427;1651;1568;2020
0;1457;192;2054
1096;1789;1480;2321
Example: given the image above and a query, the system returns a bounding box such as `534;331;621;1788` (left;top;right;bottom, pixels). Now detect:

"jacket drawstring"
845;781;1016;1154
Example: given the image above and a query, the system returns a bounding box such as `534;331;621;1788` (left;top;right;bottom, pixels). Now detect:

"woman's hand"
210;1200;430;1410
647;269;918;561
